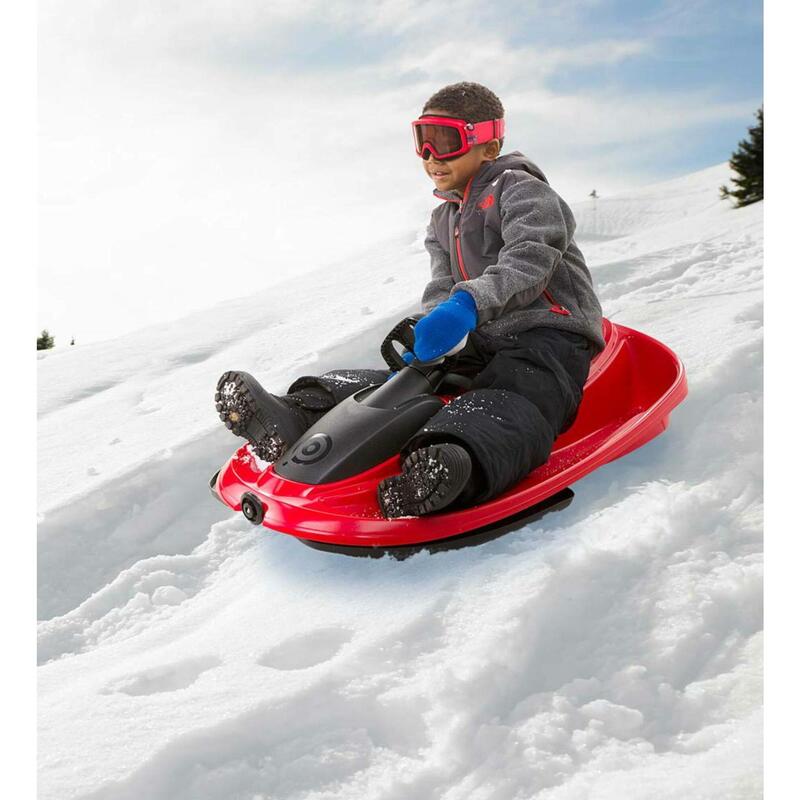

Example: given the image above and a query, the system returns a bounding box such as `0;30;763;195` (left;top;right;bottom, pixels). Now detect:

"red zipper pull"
542;288;571;316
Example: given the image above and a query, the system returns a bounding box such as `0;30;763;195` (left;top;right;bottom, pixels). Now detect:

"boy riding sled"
215;81;604;518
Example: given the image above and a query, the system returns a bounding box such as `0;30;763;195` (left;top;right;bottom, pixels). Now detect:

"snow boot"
377;442;474;518
215;371;308;462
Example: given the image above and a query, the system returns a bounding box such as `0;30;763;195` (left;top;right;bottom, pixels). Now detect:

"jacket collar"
432;188;464;203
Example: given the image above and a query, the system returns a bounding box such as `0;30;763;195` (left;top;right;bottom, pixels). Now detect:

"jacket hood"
479;151;547;185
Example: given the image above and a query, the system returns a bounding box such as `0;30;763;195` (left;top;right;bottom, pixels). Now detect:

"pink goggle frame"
411;115;505;160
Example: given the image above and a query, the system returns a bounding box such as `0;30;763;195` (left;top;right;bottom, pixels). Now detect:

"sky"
38;0;763;345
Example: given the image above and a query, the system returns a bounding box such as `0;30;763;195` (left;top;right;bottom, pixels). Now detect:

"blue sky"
38;0;762;343
193;0;762;175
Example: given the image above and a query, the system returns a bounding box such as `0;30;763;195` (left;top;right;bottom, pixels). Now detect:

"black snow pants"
282;327;596;506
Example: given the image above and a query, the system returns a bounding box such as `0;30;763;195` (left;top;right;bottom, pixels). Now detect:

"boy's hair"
422;81;505;149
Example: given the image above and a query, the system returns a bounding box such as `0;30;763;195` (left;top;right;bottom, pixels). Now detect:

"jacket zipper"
453;226;469;281
542;288;571;316
451;176;475;282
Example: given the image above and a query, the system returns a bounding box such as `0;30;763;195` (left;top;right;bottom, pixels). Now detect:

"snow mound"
38;164;763;799
572;163;734;239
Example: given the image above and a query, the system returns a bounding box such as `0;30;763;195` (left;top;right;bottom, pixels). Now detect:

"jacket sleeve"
451;174;576;325
420;219;455;313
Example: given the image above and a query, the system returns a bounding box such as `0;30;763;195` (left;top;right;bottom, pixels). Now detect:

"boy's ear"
482;139;501;160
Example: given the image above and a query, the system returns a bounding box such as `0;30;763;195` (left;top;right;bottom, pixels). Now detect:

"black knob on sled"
240;492;265;525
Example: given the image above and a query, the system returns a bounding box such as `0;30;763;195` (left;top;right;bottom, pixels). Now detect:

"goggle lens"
413;123;465;159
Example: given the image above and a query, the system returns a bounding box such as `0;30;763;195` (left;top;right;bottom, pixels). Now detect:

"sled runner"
210;318;687;554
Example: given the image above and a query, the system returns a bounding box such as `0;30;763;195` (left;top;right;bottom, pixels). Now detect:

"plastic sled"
210;318;687;555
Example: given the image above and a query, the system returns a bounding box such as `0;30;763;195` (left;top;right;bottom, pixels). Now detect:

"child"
215;82;604;518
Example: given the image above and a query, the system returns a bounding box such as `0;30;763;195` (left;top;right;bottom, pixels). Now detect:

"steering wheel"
380;316;420;372
380;316;474;392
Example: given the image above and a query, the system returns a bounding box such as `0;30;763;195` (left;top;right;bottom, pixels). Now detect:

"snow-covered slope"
38;163;763;799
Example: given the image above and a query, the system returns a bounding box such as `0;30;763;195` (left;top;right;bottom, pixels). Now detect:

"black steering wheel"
380;316;420;372
380;316;474;392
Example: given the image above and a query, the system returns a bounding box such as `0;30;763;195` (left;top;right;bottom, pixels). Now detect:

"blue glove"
412;291;478;361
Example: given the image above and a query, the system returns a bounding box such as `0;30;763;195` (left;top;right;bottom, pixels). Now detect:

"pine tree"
37;329;55;350
720;107;763;207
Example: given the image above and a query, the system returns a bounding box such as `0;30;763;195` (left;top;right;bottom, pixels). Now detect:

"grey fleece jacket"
421;151;605;351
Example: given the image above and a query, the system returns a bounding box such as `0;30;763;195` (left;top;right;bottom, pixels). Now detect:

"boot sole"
378;444;473;518
214;371;297;463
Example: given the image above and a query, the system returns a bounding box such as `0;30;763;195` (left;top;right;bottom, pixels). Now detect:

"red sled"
210;319;687;556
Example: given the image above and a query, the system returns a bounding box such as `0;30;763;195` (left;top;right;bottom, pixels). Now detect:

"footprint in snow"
101;655;222;697
108;437;122;446
258;628;353;670
87;467;100;476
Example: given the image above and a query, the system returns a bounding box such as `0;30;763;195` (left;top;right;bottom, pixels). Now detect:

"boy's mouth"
429;169;450;180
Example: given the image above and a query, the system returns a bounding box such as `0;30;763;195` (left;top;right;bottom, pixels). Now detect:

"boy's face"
421;107;501;195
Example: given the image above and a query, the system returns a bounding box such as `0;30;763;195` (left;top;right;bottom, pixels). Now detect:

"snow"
38;163;762;799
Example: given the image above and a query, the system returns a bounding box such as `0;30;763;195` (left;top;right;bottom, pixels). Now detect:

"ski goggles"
411;115;505;161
